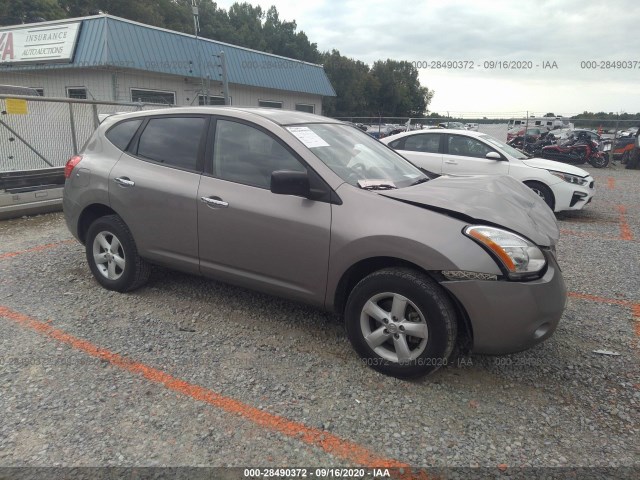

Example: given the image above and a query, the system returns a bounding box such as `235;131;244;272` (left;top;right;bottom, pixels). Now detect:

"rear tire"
85;215;150;292
589;153;609;168
524;181;555;211
344;268;457;378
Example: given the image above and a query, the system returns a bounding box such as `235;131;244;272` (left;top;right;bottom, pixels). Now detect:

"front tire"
524;181;555;211
345;268;457;378
85;215;150;292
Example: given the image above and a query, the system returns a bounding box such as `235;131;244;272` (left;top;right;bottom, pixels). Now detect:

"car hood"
521;157;590;177
381;175;559;246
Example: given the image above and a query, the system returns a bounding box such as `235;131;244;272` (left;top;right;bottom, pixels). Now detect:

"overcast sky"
216;0;639;117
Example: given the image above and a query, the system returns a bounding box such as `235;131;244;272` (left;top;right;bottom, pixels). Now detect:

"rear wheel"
345;268;457;378
589;153;609;168
524;181;555;211
85;215;150;292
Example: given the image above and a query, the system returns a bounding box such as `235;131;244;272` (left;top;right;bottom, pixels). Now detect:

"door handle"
114;177;135;187
444;160;458;164
200;196;229;208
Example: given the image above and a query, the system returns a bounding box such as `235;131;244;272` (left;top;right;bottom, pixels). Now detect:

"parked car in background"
365;124;395;139
63;107;567;378
382;128;595;212
438;121;465;129
613;135;636;163
465;123;479;131
507;127;544;142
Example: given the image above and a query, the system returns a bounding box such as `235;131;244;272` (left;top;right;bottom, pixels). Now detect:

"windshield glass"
286;123;427;189
479;134;528;160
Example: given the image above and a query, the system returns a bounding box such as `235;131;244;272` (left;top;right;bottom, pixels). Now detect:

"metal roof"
0;15;336;97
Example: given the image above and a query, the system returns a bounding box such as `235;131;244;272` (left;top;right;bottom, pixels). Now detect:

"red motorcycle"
540;131;609;168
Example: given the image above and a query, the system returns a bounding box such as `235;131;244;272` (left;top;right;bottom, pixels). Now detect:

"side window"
403;134;441;153
105;119;143;151
388;139;403;149
136;117;205;170
447;136;494;158
213;120;306;189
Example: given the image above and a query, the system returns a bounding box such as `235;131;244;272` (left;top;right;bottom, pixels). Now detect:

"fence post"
92;104;99;130
68;103;79;155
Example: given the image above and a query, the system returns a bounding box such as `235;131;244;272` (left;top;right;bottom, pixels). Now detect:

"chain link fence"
0;95;173;172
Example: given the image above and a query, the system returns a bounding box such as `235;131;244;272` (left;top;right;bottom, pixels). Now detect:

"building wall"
1;68;323;114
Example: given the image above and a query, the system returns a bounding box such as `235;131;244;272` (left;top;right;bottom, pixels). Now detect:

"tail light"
64;155;83;178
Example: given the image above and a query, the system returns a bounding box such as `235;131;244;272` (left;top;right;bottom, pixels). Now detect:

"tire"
621;151;630;164
524;181;555;211
589;153;609;168
344;268;457;378
85;215;150;292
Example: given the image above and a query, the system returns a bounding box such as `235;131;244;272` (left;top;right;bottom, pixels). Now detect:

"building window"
198;95;228;106
130;88;176;105
67;87;87;99
32;88;44;96
258;100;283;109
295;104;315;114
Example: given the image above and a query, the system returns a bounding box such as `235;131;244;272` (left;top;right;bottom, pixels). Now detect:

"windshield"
286;123;427;189
479;134;528;160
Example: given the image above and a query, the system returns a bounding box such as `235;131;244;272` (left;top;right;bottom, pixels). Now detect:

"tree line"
1;0;434;117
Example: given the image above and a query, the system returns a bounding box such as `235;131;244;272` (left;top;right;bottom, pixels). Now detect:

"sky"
215;0;640;117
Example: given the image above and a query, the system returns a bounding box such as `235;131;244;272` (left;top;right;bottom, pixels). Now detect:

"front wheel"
589;153;609;168
345;268;457;378
85;215;150;292
524;181;555;211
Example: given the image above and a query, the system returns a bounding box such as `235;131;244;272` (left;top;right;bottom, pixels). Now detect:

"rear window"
105;119;143;151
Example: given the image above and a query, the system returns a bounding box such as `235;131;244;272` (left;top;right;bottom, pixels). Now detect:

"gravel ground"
0;165;638;474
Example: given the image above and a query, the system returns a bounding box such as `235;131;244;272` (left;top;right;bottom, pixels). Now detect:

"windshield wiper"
360;183;398;190
409;177;429;186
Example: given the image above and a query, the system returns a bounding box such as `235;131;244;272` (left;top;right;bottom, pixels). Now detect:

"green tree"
0;0;66;25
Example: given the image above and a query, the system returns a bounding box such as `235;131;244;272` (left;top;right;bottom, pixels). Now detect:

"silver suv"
64;107;566;378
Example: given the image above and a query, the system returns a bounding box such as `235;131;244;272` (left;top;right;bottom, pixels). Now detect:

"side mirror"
485;151;503;161
270;170;310;197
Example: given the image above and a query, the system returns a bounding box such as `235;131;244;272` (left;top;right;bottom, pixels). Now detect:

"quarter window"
403;134;441;153
137;117;205;170
213;120;305;188
106;119;143;151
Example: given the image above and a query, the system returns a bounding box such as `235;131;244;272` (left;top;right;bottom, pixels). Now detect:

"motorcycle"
507;132;556;156
540;133;609;168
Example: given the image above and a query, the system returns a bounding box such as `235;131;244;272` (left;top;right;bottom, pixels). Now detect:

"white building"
0;14;336;112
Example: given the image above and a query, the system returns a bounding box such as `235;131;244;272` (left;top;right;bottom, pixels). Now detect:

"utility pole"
191;0;208;105
220;51;230;105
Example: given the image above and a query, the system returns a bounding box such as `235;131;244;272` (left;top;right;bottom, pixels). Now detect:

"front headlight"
548;170;588;186
464;226;547;280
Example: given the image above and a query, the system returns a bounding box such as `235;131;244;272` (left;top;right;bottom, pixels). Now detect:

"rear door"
109;115;208;273
441;134;510;176
388;133;444;173
197;118;332;306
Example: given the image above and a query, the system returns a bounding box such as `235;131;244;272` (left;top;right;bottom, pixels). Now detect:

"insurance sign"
0;22;81;64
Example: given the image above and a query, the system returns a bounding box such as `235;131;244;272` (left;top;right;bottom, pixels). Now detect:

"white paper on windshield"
286;127;330;148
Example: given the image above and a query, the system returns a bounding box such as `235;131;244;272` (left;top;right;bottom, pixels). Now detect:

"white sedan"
381;129;595;212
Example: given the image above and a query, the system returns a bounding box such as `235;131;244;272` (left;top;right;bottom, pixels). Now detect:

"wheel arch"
332;256;473;349
77;203;118;244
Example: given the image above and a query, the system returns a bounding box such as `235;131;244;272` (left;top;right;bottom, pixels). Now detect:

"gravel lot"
0;165;638;476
